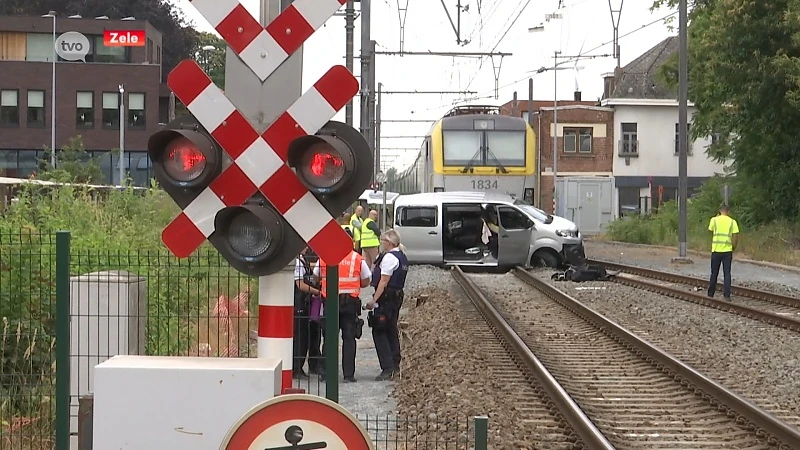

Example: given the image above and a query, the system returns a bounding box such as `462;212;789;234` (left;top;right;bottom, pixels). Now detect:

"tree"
0;0;199;79
39;135;103;184
194;32;226;87
650;0;800;223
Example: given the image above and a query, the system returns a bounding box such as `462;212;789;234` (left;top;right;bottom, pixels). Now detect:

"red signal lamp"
287;120;372;216
147;117;222;209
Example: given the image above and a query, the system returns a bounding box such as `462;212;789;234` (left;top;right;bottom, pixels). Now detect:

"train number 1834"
471;179;499;189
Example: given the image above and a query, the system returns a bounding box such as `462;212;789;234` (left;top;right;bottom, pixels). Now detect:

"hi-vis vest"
360;218;379;247
341;224;358;249
349;214;362;246
709;215;738;253
320;251;363;297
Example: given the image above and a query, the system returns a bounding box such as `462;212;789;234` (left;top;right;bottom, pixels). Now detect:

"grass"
603;202;800;267
0;319;55;450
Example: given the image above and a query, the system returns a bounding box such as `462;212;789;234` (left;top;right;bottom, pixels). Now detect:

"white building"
600;36;726;217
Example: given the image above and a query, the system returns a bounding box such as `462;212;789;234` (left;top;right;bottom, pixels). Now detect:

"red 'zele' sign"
103;30;145;46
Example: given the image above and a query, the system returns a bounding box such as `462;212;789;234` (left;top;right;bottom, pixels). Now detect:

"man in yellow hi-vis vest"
360;209;381;267
349;205;363;252
707;204;739;301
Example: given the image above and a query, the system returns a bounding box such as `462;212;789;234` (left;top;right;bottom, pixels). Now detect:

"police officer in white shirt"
365;229;409;381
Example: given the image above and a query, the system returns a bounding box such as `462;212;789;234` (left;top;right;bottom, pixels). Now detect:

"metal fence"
0;231;489;449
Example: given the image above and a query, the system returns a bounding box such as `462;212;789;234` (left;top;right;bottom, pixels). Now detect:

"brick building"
500;93;615;234
0;15;170;186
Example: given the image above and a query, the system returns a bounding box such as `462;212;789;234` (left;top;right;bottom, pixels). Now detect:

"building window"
564;127;592;153
102;92;119;128
26;33;55;62
26;89;45;127
620;122;638;155
128;93;146;129
94;36;128;63
674;122;691;154
76;91;94;128
0;31;26;60
1;89;19;126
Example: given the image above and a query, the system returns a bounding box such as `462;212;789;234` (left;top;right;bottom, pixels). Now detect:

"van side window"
398;206;438;227
498;207;530;230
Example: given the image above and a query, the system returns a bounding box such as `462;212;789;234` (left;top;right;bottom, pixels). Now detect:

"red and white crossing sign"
220;394;374;450
190;0;346;80
161;60;357;264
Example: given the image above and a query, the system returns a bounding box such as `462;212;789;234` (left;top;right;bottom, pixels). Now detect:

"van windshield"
513;199;553;224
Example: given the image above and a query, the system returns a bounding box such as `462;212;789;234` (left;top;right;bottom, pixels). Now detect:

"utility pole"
359;0;371;140
344;0;355;126
368;40;377;183
376;82;382;182
529;77;539;207
673;0;692;263
552;50;561;216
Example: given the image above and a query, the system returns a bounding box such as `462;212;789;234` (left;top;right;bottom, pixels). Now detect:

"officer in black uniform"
365;229;409;381
293;247;322;379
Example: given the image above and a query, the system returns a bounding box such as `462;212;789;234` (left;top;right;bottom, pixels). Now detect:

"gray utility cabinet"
555;177;614;235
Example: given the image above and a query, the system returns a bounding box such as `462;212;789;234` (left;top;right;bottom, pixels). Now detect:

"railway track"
452;266;800;449
588;259;800;332
451;268;613;449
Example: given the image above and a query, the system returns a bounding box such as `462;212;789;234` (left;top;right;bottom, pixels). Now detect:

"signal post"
91;0;374;448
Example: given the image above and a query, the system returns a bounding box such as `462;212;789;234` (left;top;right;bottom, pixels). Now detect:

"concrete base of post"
670;257;695;264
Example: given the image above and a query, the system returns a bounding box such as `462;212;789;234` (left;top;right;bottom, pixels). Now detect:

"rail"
513;267;800;448
451;267;615;449
589;259;800;332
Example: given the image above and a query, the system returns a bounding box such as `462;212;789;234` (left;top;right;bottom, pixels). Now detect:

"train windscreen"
442;131;482;166
486;131;525;167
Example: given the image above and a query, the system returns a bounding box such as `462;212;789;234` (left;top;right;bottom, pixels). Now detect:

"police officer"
708;203;740;301
314;247;372;382
366;229;408;381
292;247;322;379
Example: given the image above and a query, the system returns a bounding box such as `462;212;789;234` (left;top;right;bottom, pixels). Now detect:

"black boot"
374;369;393;381
293;369;309;380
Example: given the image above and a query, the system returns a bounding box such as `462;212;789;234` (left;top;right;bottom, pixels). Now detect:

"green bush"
606;175;800;265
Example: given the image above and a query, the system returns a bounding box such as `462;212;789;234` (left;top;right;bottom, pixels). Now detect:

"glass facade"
0;149;153;186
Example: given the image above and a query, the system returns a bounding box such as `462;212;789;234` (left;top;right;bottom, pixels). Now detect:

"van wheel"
532;249;560;268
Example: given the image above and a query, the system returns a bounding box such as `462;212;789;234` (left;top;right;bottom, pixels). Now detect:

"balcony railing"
618;139;639;157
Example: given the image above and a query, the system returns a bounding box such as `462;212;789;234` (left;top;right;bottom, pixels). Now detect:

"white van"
392;191;584;268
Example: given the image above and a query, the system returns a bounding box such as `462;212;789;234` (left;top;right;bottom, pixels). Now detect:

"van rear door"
395;205;442;264
496;205;534;266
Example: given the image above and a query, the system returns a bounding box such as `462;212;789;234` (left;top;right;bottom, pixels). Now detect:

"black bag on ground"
552;264;611;282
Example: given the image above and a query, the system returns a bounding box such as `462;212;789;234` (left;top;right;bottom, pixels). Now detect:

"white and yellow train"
393;105;537;203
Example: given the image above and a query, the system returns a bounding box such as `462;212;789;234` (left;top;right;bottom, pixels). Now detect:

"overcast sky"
172;0;676;171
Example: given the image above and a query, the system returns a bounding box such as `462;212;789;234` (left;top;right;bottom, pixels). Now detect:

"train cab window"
486;131;525;167
442;131;482;166
497;206;532;230
397;206;438;227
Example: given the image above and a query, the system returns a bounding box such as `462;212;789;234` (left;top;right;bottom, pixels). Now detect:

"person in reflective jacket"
365;229;409;381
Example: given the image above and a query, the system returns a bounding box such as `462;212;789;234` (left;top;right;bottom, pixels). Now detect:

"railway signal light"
147;117;222;209
208;121;372;277
287;120;372;215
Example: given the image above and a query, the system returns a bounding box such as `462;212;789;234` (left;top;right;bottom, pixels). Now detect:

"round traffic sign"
220;394;374;450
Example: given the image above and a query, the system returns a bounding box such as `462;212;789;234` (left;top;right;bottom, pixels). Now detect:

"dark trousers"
488;235;498;258
708;251;733;298
292;307;310;372
340;310;358;377
308;319;324;373
372;292;403;371
318;296;360;378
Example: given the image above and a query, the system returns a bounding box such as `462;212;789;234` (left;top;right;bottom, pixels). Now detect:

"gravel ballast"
530;268;800;428
390;266;536;448
585;240;800;292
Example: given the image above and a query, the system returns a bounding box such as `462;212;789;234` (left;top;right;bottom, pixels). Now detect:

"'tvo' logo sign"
104;30;146;47
55;31;90;62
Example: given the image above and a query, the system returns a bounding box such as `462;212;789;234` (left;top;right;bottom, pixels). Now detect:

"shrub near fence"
0;231;489;449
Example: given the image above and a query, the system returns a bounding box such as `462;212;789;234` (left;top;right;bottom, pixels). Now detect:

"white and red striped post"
257;262;296;393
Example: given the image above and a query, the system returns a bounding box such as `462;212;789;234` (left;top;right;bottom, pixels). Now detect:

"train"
393;105;537;203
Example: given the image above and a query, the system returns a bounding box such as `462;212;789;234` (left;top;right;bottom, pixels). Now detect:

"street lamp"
118;84;125;185
41;11;56;168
